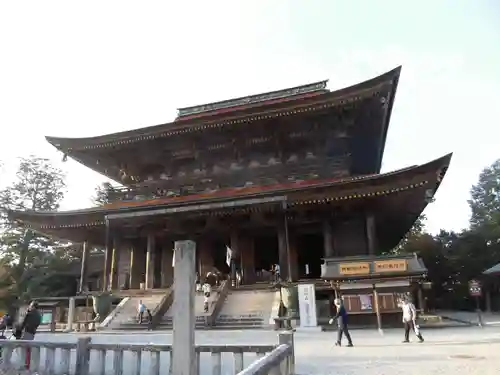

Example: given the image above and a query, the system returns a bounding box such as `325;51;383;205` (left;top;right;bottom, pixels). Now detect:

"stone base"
295;326;322;332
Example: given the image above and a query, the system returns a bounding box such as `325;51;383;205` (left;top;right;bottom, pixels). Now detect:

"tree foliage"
469;159;500;229
0;156;75;305
92;182;112;206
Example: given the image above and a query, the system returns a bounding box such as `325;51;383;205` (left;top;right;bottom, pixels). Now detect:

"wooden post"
145;233;155;290
79;241;89;294
103;223;113;291
366;214;377;255
277;220;289;281
322;220;334;257
372;284;383;334
110;237;120;290
75;337;91;375
172;240;196;375
230;230;239;286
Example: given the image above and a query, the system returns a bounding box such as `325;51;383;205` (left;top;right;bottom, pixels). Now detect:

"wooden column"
110;237;121;290
372;284;383;334
103;224;113;291
145;233;155;290
322;220;334;258
277;219;290;281
417;284;426;313
366;214;377;255
161;239;174;287
78;241;89;294
198;238;214;281
230;230;239;286
240;235;255;284
485;289;492;313
288;233;299;282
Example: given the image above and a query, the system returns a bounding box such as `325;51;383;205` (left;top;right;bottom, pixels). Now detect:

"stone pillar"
161;239;174;287
145;233;155;290
110;237;121;290
366;214;377;255
78;241;89;294
67;297;75;332
103;224;113;291
240;235;255;284
172;240;196;375
198;238;214;280
277;221;289;281
323;220;334;258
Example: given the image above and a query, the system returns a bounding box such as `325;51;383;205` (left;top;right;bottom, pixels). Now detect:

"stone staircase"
156;289;220;330
214;289;277;329
107;293;168;330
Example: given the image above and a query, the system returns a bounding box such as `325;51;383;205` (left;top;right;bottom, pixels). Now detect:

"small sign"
298;284;318;328
374;259;407;273
469;280;482;297
339;262;371;276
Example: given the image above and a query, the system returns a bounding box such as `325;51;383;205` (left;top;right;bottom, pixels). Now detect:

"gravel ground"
3;326;499;374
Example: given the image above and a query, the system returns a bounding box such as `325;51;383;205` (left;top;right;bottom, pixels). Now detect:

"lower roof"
7;153;452;245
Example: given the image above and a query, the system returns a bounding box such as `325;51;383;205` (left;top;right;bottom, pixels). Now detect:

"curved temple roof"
45;67;401;153
9;152;451;225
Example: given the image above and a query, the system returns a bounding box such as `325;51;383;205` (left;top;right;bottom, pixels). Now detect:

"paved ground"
437;310;500;326
11;326;500;374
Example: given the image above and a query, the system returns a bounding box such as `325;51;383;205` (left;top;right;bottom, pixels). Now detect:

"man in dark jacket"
20;301;42;340
329;298;353;347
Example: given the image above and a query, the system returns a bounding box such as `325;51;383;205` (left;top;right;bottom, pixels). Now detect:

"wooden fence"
0;332;294;375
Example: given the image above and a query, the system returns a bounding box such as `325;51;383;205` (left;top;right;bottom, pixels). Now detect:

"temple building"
9;66;451;328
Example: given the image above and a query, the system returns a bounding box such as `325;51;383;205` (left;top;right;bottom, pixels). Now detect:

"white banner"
298;284;318;328
172;249;175;268
226;246;232;267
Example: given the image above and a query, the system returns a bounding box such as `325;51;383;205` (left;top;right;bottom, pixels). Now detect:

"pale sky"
0;1;499;234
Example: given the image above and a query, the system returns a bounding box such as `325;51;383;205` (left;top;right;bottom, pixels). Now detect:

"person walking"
401;297;424;343
137;300;146;324
329;298;353;347
18;301;42;369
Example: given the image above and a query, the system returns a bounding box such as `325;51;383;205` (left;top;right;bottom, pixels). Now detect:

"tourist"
329;298;353;347
401;297;424;343
17;301;42;370
274;263;281;282
137;300;146;324
202;280;211;312
146;309;153;331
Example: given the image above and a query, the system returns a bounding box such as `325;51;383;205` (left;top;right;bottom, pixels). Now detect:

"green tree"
469;159;500;229
0;156;67;303
92;182;113;206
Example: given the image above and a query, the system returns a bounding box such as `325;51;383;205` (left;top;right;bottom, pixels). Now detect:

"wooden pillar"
322;220;334;258
161;239;174;287
240;235;255;284
110;237;120;290
366;214;377;255
230;231;239;286
288;233;299;282
485;289;492;313
145;233;155;290
103;224;113;291
372;284;383;334
277;218;290;281
198;238;214;281
78;241;89;294
417;284;426;313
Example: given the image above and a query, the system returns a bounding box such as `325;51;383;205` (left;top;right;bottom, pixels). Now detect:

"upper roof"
45;67;401;153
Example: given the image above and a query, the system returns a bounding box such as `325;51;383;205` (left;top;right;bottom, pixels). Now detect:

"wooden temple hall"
10;66;451;321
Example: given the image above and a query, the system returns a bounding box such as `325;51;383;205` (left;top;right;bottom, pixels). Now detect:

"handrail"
207;279;230;326
0;332;294;375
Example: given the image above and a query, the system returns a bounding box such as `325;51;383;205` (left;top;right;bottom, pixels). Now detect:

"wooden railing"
0;332;294;375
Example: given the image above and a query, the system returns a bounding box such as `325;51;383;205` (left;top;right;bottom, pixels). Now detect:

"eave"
45;67;401;173
8;152;451;232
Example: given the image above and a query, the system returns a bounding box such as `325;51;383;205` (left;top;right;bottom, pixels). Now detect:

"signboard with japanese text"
374;260;407;273
339;262;370;276
469;280;482;297
298;284;318;328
